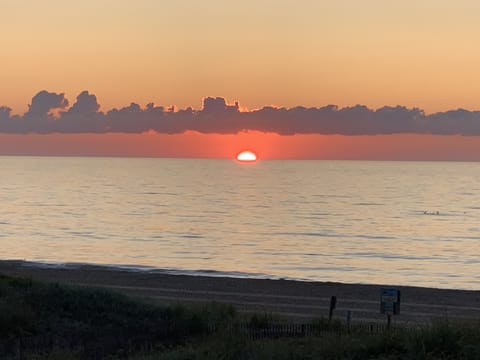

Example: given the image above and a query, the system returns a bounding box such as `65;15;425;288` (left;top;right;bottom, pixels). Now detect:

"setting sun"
236;150;258;162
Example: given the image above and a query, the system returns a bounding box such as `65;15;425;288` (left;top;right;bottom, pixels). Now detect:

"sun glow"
236;150;257;162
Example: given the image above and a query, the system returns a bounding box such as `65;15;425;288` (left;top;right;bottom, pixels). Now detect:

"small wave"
181;234;204;239
272;231;343;238
352;202;384;206
127;238;161;243
454;235;480;240
2;260;304;281
122;212;145;216
346;252;441;261
313;194;351;199
292;265;363;272
159;268;300;281
356;234;395;240
68;231;106;240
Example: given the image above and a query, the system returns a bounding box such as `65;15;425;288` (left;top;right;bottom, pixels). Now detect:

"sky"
2;0;480;160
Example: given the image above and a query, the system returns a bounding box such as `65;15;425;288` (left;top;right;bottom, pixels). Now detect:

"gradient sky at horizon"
2;1;480;160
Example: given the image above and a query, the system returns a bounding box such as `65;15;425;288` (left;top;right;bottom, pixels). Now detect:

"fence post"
329;296;337;322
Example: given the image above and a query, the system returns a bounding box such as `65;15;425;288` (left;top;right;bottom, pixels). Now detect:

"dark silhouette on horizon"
1;90;480;136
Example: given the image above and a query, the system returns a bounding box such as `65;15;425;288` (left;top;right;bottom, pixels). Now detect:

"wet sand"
1;260;479;324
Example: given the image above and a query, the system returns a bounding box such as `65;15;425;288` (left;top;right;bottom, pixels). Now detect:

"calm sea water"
0;156;479;290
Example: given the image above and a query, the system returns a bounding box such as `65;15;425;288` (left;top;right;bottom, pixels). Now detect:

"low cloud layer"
2;90;480;135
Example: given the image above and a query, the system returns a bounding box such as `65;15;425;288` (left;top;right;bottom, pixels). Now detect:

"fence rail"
210;320;393;340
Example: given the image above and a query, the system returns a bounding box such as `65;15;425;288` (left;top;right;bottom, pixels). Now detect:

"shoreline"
2;259;478;291
1;259;479;323
5;259;302;282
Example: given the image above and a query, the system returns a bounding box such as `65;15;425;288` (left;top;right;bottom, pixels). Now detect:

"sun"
236;150;258;162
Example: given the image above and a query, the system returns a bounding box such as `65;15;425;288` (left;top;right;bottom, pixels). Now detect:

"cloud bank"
2;90;480;136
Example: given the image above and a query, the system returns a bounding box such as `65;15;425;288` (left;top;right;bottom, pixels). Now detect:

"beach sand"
1;260;479;324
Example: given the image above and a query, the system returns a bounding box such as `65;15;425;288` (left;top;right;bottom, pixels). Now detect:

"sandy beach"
1;260;479;325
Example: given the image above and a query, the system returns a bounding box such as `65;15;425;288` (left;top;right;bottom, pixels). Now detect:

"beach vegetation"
1;272;479;359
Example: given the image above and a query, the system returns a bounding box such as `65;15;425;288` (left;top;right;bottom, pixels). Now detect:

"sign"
380;288;401;315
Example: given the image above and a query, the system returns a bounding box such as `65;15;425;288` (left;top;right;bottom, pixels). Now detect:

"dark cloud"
427;109;480;136
1;90;480;135
202;97;239;114
52;90;105;133
68;91;100;114
0;106;11;120
0;106;20;133
11;90;70;134
25;90;69;119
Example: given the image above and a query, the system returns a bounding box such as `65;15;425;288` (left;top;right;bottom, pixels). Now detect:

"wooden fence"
211;320;393;340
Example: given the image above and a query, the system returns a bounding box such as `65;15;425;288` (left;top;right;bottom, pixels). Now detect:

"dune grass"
131;318;480;360
0;272;235;358
1;272;479;359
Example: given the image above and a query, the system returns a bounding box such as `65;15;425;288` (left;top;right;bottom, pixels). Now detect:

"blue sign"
380;288;401;315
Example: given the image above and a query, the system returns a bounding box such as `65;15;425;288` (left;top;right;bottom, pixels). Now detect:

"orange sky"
2;1;480;160
1;132;480;161
2;1;480;115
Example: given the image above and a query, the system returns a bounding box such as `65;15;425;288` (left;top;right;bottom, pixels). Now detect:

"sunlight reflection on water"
0;156;479;289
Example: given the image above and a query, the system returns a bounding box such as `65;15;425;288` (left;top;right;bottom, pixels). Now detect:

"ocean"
0;156;479;290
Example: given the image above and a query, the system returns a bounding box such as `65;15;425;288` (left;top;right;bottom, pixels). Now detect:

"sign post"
380;288;400;328
328;296;337;322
